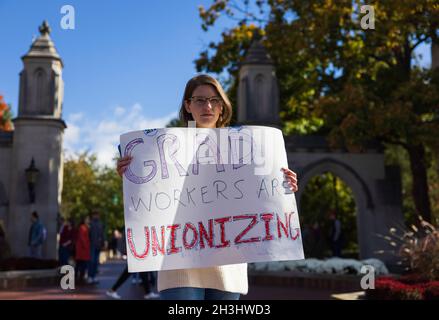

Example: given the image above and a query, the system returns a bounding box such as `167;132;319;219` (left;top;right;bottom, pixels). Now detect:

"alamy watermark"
60;265;75;290
60;5;75;30
360;265;375;290
360;5;375;30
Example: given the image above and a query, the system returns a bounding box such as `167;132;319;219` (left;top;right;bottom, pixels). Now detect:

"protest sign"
120;126;304;272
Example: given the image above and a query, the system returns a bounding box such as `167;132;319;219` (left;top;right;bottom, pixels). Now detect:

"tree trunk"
406;144;432;222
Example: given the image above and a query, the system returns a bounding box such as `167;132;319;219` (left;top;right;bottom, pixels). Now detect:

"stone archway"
296;158;374;259
285;136;404;267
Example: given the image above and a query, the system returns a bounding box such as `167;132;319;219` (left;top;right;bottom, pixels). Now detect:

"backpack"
42;225;47;242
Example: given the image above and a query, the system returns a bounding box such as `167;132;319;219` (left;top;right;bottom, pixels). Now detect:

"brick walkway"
0;260;346;300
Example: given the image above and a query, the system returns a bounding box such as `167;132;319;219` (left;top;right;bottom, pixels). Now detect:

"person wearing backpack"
28;211;45;258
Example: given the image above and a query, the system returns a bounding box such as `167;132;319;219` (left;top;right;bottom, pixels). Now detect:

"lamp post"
25;157;39;203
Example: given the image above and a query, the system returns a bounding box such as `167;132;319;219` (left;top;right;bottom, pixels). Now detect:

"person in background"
106;267;160;300
75;216;90;284
328;210;344;257
58;218;74;266
88;210;104;284
28;211;45;259
109;229;120;259
106;228;159;299
314;222;326;258
143;271;158;298
116;228;125;259
131;272;141;285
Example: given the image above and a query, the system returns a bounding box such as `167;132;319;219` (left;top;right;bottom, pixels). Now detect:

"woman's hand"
117;155;133;177
281;167;298;192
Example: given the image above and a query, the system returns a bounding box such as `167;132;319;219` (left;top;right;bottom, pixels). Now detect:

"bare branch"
410;35;429;52
229;0;269;24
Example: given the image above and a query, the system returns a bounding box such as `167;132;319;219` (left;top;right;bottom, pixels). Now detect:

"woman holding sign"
117;74;298;300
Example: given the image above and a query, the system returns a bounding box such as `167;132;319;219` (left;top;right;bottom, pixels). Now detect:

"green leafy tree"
96;162;124;236
300;172;358;258
61;152;124;238
166;117;185;128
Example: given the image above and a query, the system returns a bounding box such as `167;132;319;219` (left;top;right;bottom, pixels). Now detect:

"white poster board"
120;126;304;272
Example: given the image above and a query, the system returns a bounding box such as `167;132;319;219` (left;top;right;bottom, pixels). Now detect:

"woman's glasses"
189;96;222;108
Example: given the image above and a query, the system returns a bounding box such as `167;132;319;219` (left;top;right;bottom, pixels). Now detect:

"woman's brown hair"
179;74;233;128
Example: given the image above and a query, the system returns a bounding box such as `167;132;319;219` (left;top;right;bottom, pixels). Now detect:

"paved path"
0;260;345;300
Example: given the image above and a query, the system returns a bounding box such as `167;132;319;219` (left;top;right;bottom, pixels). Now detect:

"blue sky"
0;1;432;166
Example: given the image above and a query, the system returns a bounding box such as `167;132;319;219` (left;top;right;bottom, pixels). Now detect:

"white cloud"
64;112;84;157
68;112;84;122
64;121;80;146
114;106;125;117
64;104;177;167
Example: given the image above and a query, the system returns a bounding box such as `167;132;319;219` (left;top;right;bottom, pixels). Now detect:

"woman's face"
184;85;223;128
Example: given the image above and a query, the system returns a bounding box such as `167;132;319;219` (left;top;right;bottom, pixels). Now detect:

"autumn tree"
0;95;13;132
196;0;439;222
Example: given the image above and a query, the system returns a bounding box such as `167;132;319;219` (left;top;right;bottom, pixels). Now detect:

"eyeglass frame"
188;96;223;108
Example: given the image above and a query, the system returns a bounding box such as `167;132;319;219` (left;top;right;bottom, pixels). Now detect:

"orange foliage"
0;95;13;132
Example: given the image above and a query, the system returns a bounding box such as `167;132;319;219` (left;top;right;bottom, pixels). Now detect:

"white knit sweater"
158;263;248;294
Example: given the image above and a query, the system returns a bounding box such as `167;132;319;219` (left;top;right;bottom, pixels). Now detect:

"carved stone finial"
39;20;51;36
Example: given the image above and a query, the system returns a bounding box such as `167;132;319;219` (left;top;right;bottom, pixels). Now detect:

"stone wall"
0;132;12;226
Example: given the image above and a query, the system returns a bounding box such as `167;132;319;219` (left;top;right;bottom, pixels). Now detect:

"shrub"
249;257;389;275
379;216;439;281
424;282;439;300
367;276;439;300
